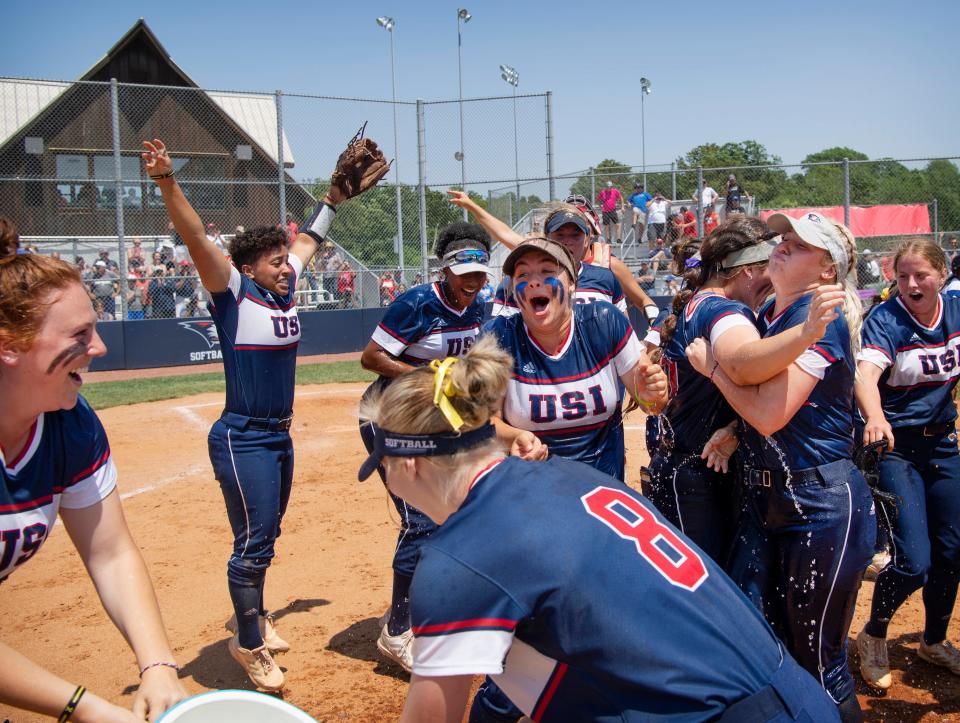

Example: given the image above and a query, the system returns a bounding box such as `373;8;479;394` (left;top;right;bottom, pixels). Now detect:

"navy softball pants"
645;450;737;565
359;420;437;576
867;427;960;644
208;414;294;587
729;459;875;705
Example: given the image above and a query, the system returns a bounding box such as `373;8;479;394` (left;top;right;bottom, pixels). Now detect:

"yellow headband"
430;357;465;432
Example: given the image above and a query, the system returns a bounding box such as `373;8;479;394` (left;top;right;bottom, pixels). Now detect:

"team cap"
544;210;590;236
767;212;848;281
502;236;578;282
358;422;496;481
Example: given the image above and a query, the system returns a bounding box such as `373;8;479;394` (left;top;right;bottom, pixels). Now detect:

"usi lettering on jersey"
859;294;960;427
484;302;642;479
371;282;485;365
492;263;627;317
0;398;116;582
208;258;303;419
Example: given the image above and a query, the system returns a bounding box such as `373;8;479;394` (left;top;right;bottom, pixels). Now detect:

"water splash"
764;435;803;516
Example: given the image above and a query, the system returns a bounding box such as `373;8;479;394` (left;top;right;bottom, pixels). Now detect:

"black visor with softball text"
358;422;496;481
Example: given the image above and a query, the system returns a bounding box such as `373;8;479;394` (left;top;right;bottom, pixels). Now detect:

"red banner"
759;204;931;237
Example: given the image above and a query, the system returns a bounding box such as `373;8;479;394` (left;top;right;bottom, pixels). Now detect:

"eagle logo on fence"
179;320;220;349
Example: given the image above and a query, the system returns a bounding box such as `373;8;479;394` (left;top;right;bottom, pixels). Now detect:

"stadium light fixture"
376;16;404;276
456;8;472;218
499;64;520;224
640;77;652;188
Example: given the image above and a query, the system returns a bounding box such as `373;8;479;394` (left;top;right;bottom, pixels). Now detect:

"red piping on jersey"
810;344;838;363
420;323;482;338
243;292;295;312
431;282;469;317
533;417;615;436
532;662;569;721
377;323;412;346
886;378;960;391
515;326;633;384
413;617;518;635
234;342;299;351
469;458;505;491
3;418;38;470
68;448;111;487
896;329;960;353
684;292;724;322
707;310;748;333
0;494;54;513
895;294;943;332
863;344;894;362
524;319;575;359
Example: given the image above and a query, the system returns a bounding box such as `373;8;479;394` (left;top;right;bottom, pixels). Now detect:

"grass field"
83;361;376;409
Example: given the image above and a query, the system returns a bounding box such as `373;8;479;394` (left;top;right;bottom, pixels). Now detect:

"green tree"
677;141;789;208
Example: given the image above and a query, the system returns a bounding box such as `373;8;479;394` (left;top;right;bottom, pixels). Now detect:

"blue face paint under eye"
515;281;529;302
545;276;565;304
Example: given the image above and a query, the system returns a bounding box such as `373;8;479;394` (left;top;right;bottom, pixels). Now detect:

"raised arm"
447;190;524;249
290;128;390;269
61;490;185;720
712;285;845;386
142;139;232;293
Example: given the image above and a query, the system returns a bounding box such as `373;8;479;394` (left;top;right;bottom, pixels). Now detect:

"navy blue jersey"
0;397;116;582
859;293;960;428
662;293;757;454
483;302;643;479
740;295;854;469
410;456;786;722
208;257;303;419
493;263;627;317
370;282;485;366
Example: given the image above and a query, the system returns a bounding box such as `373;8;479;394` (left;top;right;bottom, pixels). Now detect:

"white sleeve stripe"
412;628;512;676
59;458;118;509
226;266;242;299
857;347;892;370
612;332;644;377
794;349;830;380
709;314;754;346
371;326;409;357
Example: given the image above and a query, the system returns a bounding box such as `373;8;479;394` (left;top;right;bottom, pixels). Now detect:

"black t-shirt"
726;183;746;209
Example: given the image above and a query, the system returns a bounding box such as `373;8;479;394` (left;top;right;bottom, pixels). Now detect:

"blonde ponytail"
833;223;863;371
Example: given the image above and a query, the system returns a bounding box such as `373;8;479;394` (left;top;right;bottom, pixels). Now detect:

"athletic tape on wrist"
644;304;659;322
304;202;336;244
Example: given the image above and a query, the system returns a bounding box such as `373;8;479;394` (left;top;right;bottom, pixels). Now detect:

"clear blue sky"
2;0;958;191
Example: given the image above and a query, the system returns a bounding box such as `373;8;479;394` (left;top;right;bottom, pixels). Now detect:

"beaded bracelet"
149;170;175;181
709;361;720;380
58;685;85;723
139;661;180;678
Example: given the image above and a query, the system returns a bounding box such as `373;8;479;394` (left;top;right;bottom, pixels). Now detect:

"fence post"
696;166;704;238
590;167;596;207
416;99;429;280
671;162;677;200
545;91;555;201
275;90;286;228
933;198;940;240
109;78;127;320
842;157;850;227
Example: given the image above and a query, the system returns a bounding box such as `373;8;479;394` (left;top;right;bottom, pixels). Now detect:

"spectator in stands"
98;249;119;272
319;241;344;300
336;260;356;309
679;206;697;238
50;251;61;260
413;272;424;287
379;271;398;306
944;255;960;294
93;298;113;322
627;182;652;243
74;255;86;272
664;274;681;296
129;237;146;265
725;174;750;216
637;261;656;292
704;205;719;235
148;263;177;319
945;236;959;263
597;181;625;244
175;260;196;318
699;182;720;211
645;192;669;245
0;216;20;256
126;275;147;320
857;249;882;287
205;223;226;254
649;235;672;274
85;260;119;319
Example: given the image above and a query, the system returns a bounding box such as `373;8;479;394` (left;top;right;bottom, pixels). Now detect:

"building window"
93;155;143;209
56;154;91;208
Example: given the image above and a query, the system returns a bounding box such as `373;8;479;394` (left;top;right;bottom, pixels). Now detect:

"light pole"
456;8;471;220
376;16;405;278
500;63;519;226
640;77;651;189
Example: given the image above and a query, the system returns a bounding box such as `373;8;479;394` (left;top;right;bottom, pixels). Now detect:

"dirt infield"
2;384;959;721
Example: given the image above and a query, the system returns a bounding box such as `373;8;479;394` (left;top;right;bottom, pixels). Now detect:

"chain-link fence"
0;76;552;317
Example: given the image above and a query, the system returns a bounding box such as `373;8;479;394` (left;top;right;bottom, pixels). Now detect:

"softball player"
855;237;960;689
483;237;667;480
648;219;846;561
144;133;387;690
448;191;660;323
356;338;841;723
0;252;185;721
358;222;491;672
686;213;875;721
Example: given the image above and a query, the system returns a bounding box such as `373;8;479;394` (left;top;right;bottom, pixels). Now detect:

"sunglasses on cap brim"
443;249;490;266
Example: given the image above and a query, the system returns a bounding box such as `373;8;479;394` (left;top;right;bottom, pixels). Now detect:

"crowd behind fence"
3;77;959;318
